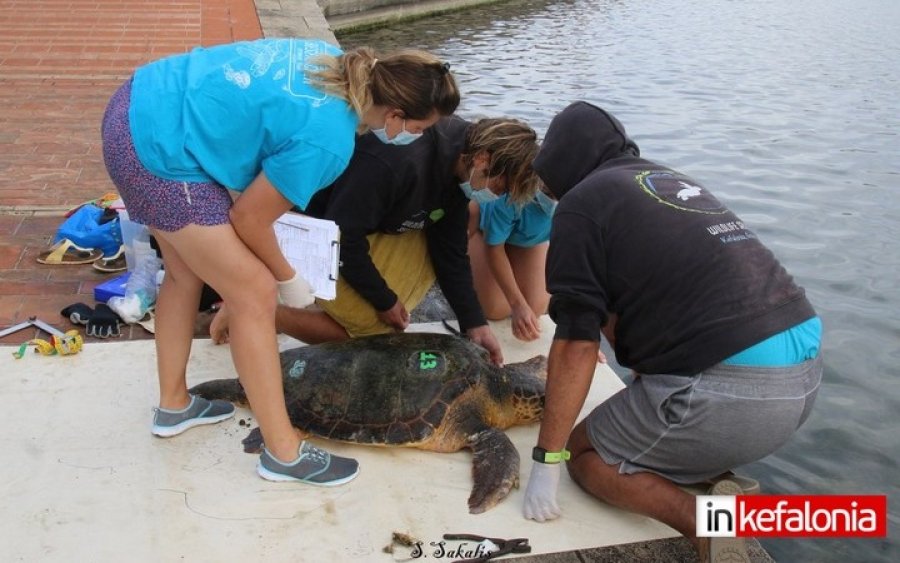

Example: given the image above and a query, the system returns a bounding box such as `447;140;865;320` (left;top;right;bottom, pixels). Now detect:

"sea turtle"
189;332;546;513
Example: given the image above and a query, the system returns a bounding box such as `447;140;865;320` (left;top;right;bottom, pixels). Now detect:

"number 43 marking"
419;351;439;370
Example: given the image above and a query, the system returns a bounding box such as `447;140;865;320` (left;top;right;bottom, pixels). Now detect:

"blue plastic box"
93;272;131;303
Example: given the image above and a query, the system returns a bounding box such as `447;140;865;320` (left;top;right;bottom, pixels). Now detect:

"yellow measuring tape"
13;331;84;359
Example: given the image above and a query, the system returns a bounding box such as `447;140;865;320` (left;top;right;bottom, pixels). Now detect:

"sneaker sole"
92;261;127;273
151;410;235;438
709;479;745;496
708;480;751;562
727;475;761;495
711;475;760;495
256;462;360;487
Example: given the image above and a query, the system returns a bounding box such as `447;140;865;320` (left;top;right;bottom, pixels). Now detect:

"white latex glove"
277;272;315;308
523;462;562;522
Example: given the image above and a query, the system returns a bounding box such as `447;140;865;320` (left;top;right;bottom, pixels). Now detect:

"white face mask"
372;119;422;146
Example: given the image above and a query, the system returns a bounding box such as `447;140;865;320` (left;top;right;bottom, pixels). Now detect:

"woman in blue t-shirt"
466;176;554;342
101;38;459;485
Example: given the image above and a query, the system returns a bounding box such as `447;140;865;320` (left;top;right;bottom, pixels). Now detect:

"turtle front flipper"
466;427;520;514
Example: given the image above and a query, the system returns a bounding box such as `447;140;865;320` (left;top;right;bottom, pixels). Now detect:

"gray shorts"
586;355;823;484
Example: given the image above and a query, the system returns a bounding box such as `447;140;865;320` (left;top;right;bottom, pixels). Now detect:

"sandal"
36;239;103;265
93;245;127;273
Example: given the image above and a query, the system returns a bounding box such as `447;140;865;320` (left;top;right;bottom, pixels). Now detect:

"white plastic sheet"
0;318;677;561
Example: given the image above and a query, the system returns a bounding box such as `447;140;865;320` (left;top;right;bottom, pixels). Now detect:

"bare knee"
160;265;203;293
529;294;550;317
233;284;277;316
565;420;597;483
482;301;512;320
216;267;277;317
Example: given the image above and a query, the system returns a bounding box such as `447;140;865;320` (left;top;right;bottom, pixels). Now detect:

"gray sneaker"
257;441;359;486
152;395;235;437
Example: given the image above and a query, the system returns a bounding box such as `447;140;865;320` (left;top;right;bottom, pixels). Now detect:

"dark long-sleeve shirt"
305;116;487;331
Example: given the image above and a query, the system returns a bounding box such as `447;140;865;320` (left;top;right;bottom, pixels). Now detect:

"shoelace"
301;444;330;465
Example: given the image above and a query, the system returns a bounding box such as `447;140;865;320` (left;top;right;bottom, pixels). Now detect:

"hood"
534;101;640;200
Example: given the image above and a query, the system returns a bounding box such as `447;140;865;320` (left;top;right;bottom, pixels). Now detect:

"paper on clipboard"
274;212;340;300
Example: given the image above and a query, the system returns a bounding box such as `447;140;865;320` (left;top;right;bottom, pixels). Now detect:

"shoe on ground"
258;441;359;486
93;245;127;273
151;395;235;437
707;479;752;563
709;472;761;495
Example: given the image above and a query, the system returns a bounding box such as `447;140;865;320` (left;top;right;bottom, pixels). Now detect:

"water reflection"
343;1;900;560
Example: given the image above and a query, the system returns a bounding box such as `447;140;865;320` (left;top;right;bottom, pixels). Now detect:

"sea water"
342;1;900;560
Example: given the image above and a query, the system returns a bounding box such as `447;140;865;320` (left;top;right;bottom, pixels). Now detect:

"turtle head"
488;355;547;425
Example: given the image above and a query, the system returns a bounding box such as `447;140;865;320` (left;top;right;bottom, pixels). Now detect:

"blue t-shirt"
128;38;358;210
724;316;822;367
478;192;555;247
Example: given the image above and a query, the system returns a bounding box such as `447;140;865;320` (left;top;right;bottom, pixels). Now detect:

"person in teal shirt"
101;38;459;485
466;172;554;342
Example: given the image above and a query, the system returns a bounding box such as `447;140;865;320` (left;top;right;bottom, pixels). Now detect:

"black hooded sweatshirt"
305;116;486;331
533;101;816;375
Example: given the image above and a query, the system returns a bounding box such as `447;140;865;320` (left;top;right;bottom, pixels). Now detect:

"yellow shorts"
317;230;435;337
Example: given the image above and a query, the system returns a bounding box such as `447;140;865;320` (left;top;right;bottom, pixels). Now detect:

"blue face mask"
372;119;422;146
535;190;557;215
459;182;501;204
459;168;500;204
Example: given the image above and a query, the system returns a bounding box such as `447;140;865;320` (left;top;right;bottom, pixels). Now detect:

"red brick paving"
0;0;261;346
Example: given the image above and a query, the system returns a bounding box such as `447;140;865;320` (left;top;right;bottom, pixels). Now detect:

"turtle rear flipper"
466;428;520;514
241;427;314;454
189;378;248;405
242;427;264;453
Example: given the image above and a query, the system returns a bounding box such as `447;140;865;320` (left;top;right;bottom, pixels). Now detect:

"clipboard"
273;212;340;300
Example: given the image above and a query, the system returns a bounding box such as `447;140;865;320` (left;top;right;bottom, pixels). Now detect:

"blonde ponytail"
309;47;460;131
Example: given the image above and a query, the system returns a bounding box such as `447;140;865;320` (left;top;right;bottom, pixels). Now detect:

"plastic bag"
107;254;162;323
55;204;122;257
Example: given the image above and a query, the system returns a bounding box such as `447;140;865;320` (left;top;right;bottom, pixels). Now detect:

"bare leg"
151;232;204;410
465;201;512;318
466;199;480;239
275;306;349;343
155;224;300;462
506;242;550;316
210;304;349;345
276;306;348;343
468;234;550;321
566;419;700;552
467;229;511;319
